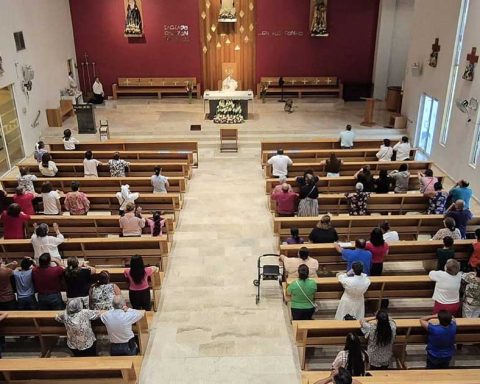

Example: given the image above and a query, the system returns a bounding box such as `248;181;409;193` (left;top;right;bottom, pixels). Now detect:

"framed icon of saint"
124;0;144;37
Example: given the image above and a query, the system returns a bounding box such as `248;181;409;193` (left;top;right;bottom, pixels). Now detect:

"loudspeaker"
190;124;201;131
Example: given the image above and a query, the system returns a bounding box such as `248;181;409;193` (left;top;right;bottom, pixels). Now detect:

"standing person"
119;203;145;237
62;129;79;150
89;271;122;310
380;221;399;243
116;184;139;216
1;203;30;239
432;217;461;240
17;167;37;193
426;182;449;214
323;153;343;177
64;181;90;215
279;247;319;278
339;125;355;149
331;333;369;376
83;151;102;177
39;153;58;177
429;259;462;315
267;149;293;178
436;236;455;271
64;256;96;307
418;169;438;195
100;295;145;356
448;180;472;209
34;141;48;162
360;309;397;369
462;266;480;318
286;264;317;320
345;183;371;216
420;310;456;369
335;262;371;320
89;77;105;104
55;298;100;357
108;152;130;177
0;260;18;310
393;136;411;161
124;255;158;310
146;211;166;237
271;183;298;216
374;169;391;194
151;166;169;193
40;182;61;215
13;258;37;310
284;227;305;245
468;228;480;269
13;186;36;215
445;199;473;239
354;166;375;192
389;163;410;193
334;239;372;276
30;223;64;261
309;215;339;243
32;253;65;310
366;228;389;276
297;172;319;217
376;139;393;161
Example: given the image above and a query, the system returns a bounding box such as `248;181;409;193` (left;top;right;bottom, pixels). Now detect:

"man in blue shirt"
420;310;457;369
334;239;372;276
449;180;472;209
445;199;473;239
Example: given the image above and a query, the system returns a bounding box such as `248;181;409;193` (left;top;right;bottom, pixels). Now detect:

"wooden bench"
45;100;75;127
47;141;199;166
261;148;418;166
22;161;192;179
0;356;142;384
0;237;170;270
112;77;201;100
265;160;431;178
279;240;473;271
257;77;343;99
261;139;393;152
265;174;444;194
274;215;480;243
293;318;480;369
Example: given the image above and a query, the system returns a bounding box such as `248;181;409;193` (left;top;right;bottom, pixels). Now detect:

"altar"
203;90;254;120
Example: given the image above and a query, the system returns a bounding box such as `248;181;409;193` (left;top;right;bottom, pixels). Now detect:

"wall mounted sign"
164;25;190;42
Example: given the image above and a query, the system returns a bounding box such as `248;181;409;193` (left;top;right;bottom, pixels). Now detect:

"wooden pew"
265;174;444;194
274;215;480;243
22;161;192;179
265;160;431;178
48;141;199;166
48;150;194;166
261;148;418;166
0;310;149;357
301;369;480;384
279;240;473;271
112;77;201;99
261;139;396;152
293;318;480;369
0;356;141;384
0;237;170;270
1;177;187;195
257;76;343;99
270;193;431;216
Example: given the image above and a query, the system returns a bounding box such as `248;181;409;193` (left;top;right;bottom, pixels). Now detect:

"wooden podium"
360;98;377;127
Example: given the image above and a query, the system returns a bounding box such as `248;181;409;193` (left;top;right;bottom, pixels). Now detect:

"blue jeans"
17;295;37;310
426;354;451;369
37;293;64;310
110;338;138;356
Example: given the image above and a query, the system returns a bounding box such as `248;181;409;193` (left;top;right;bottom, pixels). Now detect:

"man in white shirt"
267;149;293;177
393;136;412;161
90;77;105;104
339;125;355;149
101;295;145;356
376;138;393;161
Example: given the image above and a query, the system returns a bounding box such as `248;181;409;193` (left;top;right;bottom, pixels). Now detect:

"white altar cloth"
203;90;254;101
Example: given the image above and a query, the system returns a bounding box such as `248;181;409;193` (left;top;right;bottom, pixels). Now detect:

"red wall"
256;0;380;84
69;0;202;96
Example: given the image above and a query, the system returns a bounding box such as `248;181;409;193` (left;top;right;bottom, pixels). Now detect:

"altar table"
203;90;254;120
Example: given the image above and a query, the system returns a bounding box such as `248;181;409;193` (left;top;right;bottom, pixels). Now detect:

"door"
416;94;439;156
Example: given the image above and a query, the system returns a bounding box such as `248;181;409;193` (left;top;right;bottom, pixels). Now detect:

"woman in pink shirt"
1;203;30;239
418;169;438;195
365;228;389;276
119;203;145;237
124;255;158;310
64;181;90;215
12;186;36;215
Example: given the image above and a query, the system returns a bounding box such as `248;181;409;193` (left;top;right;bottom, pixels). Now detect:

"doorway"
416;93;439;156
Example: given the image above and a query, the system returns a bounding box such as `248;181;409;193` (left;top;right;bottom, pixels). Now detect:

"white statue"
222;75;238;92
219;0;236;19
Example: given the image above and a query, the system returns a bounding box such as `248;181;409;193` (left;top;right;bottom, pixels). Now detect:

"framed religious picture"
310;0;328;37
428;38;440;68
463;47;478;82
124;0;144;37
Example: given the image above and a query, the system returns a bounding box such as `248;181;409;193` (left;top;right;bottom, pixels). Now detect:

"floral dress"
361;320;397;367
428;191;448;214
345;192;371;215
108;159;129;177
90;284;116;310
55;309;100;350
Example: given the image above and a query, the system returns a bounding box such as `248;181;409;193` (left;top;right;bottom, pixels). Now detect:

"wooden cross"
467;47;479;65
432;38;440;53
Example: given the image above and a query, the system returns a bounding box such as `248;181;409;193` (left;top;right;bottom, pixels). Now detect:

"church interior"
1;0;480;383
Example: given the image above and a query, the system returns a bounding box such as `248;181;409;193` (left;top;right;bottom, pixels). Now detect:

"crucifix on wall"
463;47;478;81
428;38;440;68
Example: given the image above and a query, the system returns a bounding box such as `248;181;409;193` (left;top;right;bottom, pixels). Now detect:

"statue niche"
219;0;237;22
124;0;143;37
310;0;328;37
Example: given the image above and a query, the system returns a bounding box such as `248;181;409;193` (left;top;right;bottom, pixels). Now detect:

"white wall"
0;0;76;159
372;0;414;99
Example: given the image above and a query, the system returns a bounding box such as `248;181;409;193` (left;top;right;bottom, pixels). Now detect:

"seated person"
151;166;169;193
331;332;369;375
89;271;122;310
271;183;298;216
389;163;410;193
284;227;305;245
309;215;339;243
64;181;90;215
62;129;80;150
31;222;64;261
345;183;371;216
12;186;36;215
448;179;472;209
426;182;448;214
119;203;145;237
468;228;480;269
323;153;343;177
38;153;58;177
313;367;360;384
376;138;393;161
436;236;455;271
271;176;292;194
147;211;166;237
279;247;318;278
393;136;411;161
354;166;374;192
17;167;37;192
41;182;61;215
1;203;30;239
34;141;48;162
380;221;399;243
339;125;355;149
83;151;102;177
109;152;130;177
445;199;473;239
432;217;461;240
418;169;438;194
374;169;391;193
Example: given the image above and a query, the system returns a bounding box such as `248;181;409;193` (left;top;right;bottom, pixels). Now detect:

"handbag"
295;280;319;312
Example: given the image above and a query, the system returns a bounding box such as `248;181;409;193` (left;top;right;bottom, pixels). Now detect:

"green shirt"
287;279;317;309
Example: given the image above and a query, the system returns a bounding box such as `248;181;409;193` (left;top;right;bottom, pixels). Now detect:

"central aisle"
140;150;300;383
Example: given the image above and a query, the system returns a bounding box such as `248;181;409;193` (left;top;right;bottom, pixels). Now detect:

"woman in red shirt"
1;203;30;239
366;228;389;276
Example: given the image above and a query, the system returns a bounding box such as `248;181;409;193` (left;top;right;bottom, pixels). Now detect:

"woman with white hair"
116;184;139;216
55;297;101;356
428;258;462;316
345;183;371;216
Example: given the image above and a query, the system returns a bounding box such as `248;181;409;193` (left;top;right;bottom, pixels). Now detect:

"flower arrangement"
260;83;269;103
219;8;236;20
213;100;244;124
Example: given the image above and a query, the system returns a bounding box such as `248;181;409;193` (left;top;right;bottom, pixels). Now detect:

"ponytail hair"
444;217;456;231
152;211;163;237
154;166;161;176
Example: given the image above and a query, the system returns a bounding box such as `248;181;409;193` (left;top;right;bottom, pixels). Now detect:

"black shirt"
65;268;92;298
358;173;375;192
375;176;391;193
309;227;339;243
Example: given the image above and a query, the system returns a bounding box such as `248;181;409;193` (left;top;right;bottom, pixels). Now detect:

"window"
439;0;470;146
416;94;439;156
469;115;480;167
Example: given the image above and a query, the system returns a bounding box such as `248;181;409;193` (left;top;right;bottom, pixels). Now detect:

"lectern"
74;104;97;134
360;98;377;127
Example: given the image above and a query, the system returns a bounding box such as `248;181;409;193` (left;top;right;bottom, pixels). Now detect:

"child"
34;141;48;162
83;150;102;177
17;167;37;193
13;258;37;310
436;236;455;271
147;211;166;236
62;129;79;150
